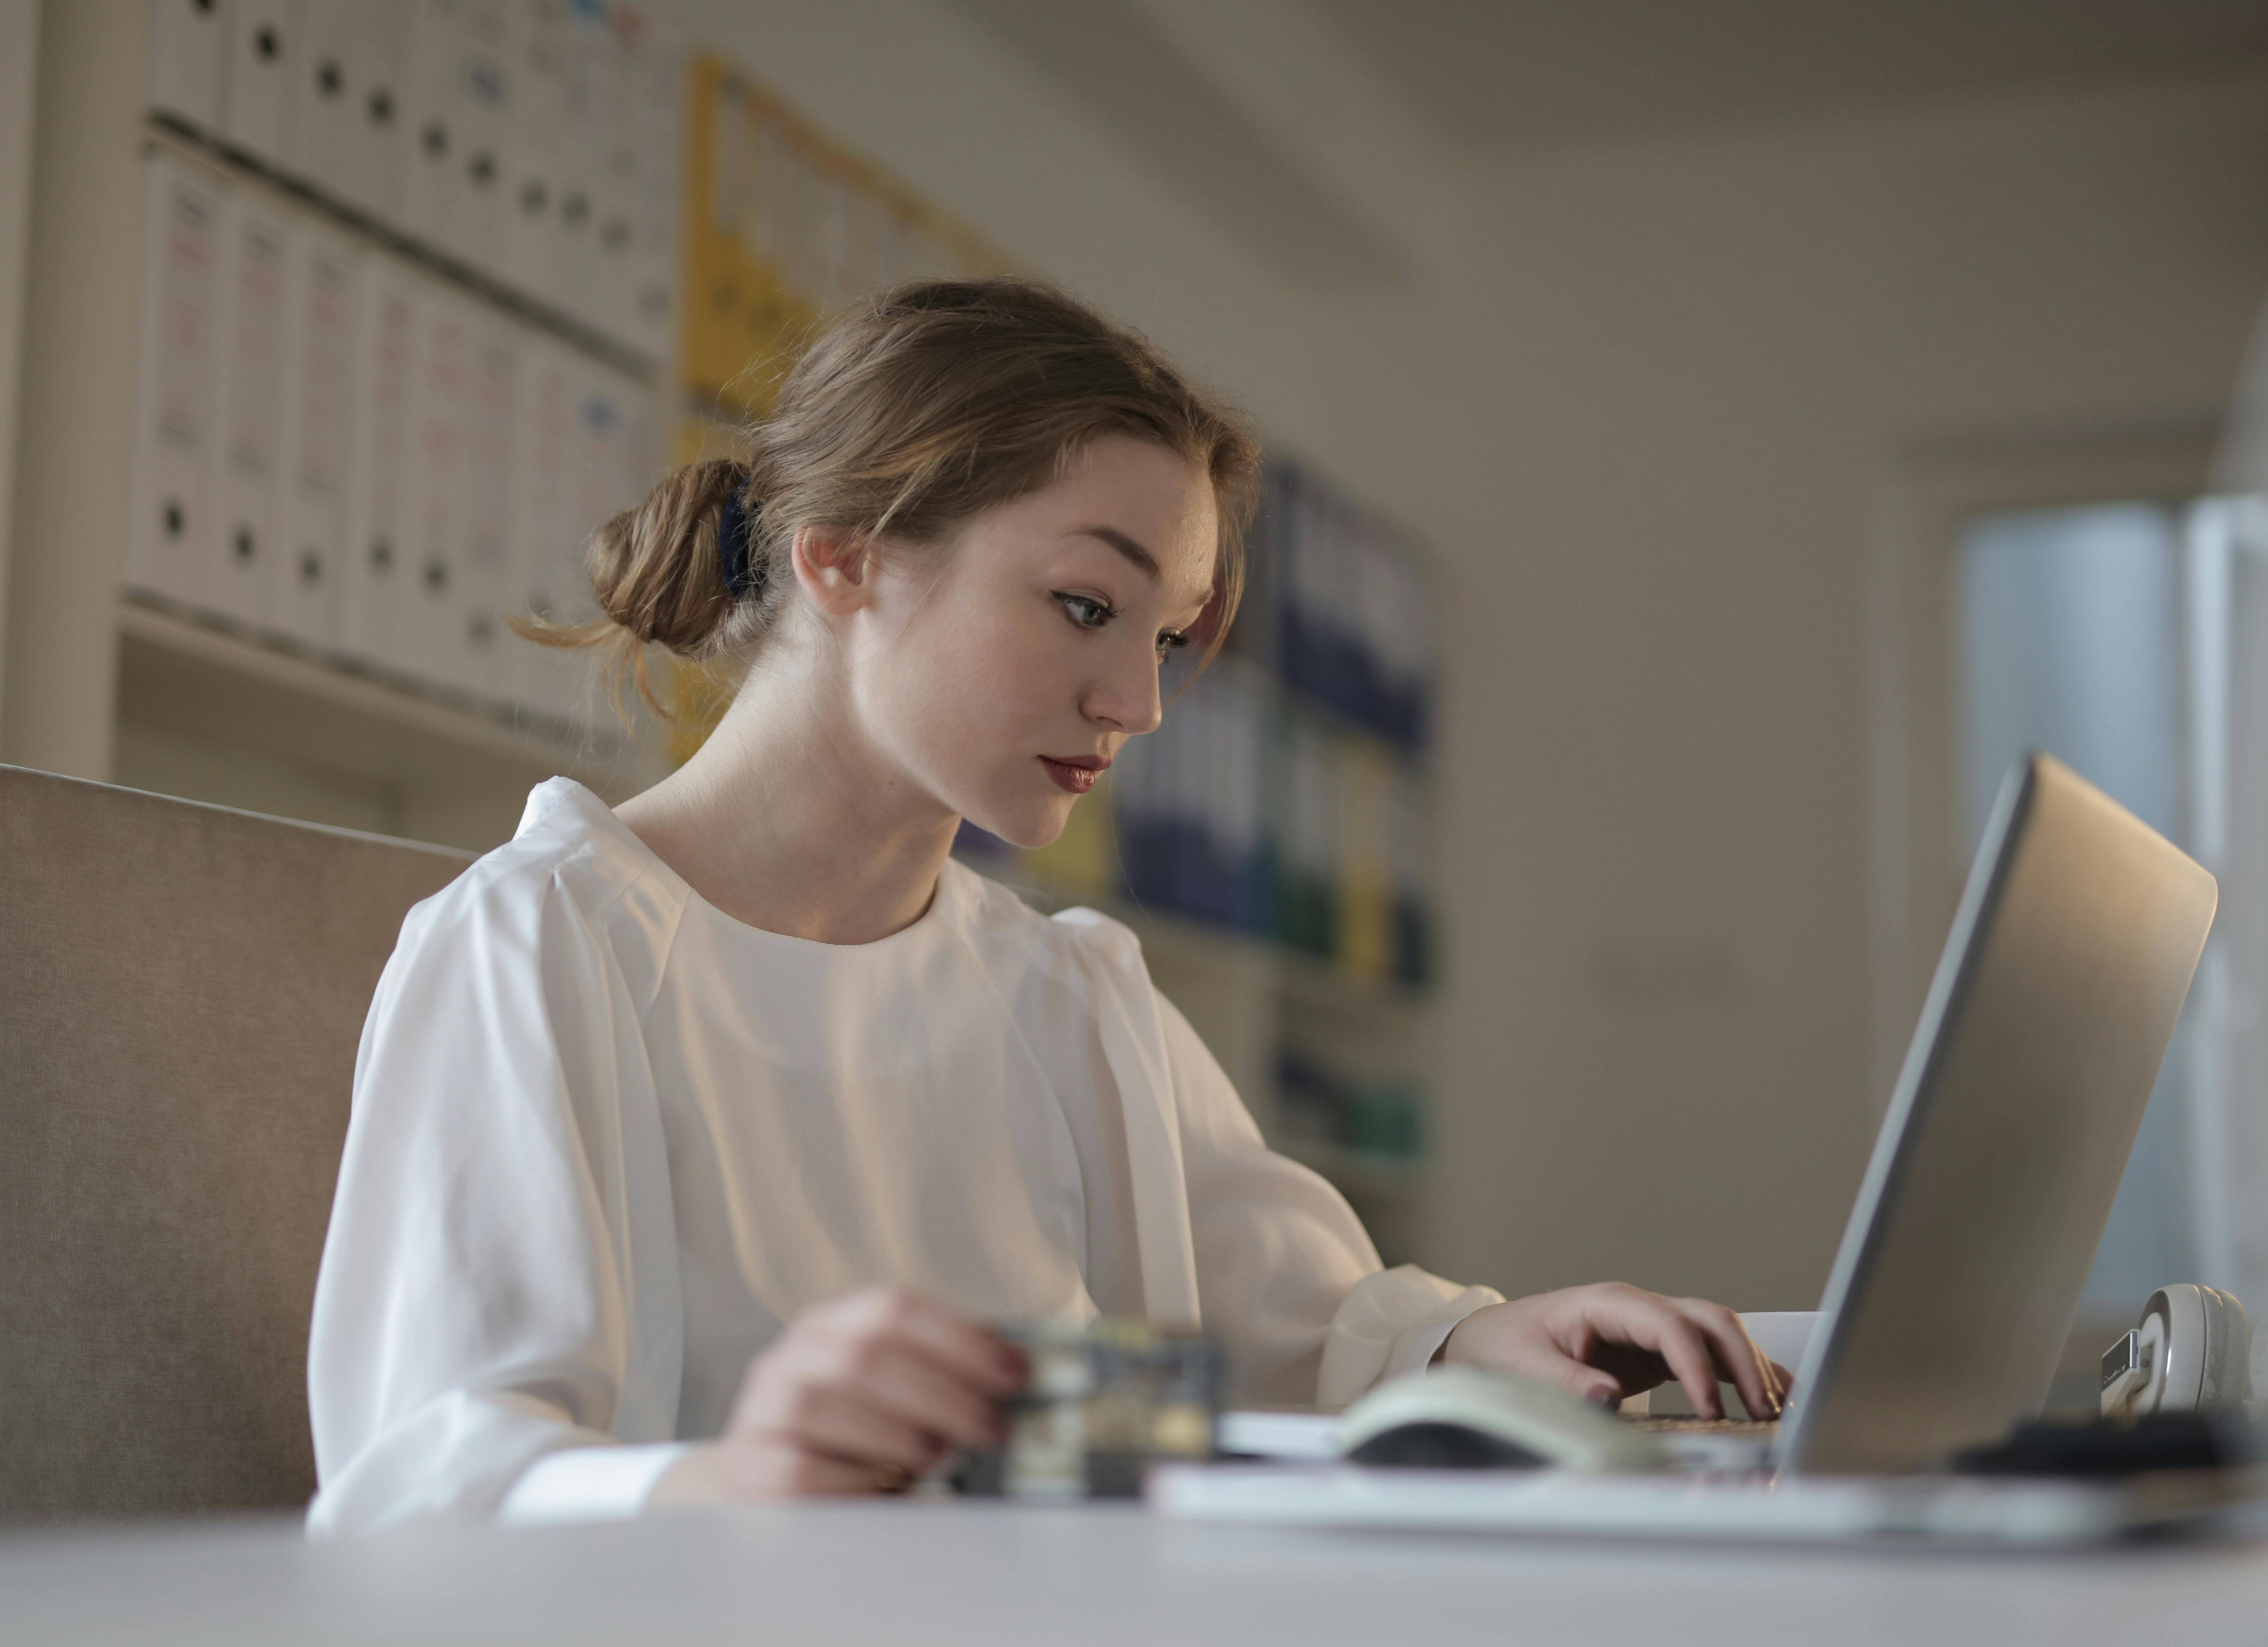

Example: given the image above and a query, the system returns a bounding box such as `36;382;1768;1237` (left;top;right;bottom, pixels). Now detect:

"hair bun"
586;457;750;650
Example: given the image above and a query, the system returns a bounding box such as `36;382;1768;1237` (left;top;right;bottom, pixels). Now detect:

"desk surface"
6;1499;2268;1646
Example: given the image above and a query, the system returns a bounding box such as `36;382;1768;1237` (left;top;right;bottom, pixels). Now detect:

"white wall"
1425;74;2268;1308
635;2;2268;1308
0;0;42;706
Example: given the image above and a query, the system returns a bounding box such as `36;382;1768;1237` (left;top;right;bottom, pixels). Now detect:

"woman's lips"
1040;756;1105;795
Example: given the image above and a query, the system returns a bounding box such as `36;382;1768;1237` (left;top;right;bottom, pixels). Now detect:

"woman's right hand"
693;1286;1025;1498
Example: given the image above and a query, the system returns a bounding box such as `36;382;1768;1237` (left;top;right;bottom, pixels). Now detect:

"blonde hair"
526;277;1261;715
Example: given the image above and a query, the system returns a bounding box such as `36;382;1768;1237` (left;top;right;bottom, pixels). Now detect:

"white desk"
5;1499;2268;1646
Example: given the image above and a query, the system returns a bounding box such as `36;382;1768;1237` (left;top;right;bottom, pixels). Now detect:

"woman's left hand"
1440;1283;1790;1419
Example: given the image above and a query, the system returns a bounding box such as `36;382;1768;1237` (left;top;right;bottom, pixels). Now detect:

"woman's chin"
965;797;1074;854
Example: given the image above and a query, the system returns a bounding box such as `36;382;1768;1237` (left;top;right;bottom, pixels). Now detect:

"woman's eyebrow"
1070;525;1158;578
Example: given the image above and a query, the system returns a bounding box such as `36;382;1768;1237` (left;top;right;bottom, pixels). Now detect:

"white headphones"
2100;1284;2252;1420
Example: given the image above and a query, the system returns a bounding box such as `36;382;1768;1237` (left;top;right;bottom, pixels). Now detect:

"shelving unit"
114;594;662;849
77;0;687;850
105;109;676;847
8;4;1442;1263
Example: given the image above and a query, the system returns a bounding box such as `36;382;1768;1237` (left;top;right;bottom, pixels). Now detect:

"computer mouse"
1337;1367;1672;1472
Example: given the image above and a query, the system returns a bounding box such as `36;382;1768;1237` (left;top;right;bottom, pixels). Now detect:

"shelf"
1276;948;1432;1019
1113;900;1285;976
967;862;1434;1020
115;597;656;803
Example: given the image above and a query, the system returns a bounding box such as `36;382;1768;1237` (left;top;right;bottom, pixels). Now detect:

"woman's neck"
612;646;959;945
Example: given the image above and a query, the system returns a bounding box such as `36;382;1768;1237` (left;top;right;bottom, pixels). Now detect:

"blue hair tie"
718;488;762;599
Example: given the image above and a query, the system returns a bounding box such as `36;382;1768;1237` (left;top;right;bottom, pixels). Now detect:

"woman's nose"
1085;647;1163;735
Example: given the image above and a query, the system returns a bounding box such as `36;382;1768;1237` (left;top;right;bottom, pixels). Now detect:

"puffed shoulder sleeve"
1156;994;1503;1408
306;858;687;1535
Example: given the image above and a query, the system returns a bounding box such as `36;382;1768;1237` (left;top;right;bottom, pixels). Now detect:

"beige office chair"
0;764;473;1522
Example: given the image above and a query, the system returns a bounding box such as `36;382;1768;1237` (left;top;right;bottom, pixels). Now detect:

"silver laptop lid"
1777;754;2217;1475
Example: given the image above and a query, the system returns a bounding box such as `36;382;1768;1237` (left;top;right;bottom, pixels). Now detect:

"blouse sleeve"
306;865;688;1536
1157;993;1502;1408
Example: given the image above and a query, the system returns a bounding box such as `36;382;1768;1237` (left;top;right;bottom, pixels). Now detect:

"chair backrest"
0;765;474;1522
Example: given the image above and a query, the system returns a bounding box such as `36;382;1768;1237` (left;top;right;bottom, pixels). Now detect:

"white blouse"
307;780;1499;1535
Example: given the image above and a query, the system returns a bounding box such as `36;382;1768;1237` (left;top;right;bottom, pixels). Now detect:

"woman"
308;278;1784;1534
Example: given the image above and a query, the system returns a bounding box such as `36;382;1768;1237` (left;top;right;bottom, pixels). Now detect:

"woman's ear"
790;525;874;618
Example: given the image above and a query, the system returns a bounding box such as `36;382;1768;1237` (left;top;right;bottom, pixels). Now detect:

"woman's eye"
1156;630;1191;659
1055;593;1113;630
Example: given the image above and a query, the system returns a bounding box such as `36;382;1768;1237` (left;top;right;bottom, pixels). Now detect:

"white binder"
147;0;232;132
583;23;635;344
208;189;291;629
561;352;615;610
549;7;607;333
124;155;228;609
342;2;406;222
400;280;473;690
450;0;510;276
503;332;578;717
290;0;360;204
453;309;515;699
273;217;358;650
582;364;663;682
547;352;630;726
618;368;663;510
398;0;463;255
500;0;567;310
339;254;418;672
222;0;296;171
624;22;685;362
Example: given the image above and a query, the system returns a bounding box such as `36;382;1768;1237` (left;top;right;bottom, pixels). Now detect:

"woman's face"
847;434;1219;850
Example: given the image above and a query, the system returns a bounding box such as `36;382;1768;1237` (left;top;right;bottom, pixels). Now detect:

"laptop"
1158;754;2230;1543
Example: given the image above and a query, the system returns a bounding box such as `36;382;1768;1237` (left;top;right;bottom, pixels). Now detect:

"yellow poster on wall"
679;55;1008;418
